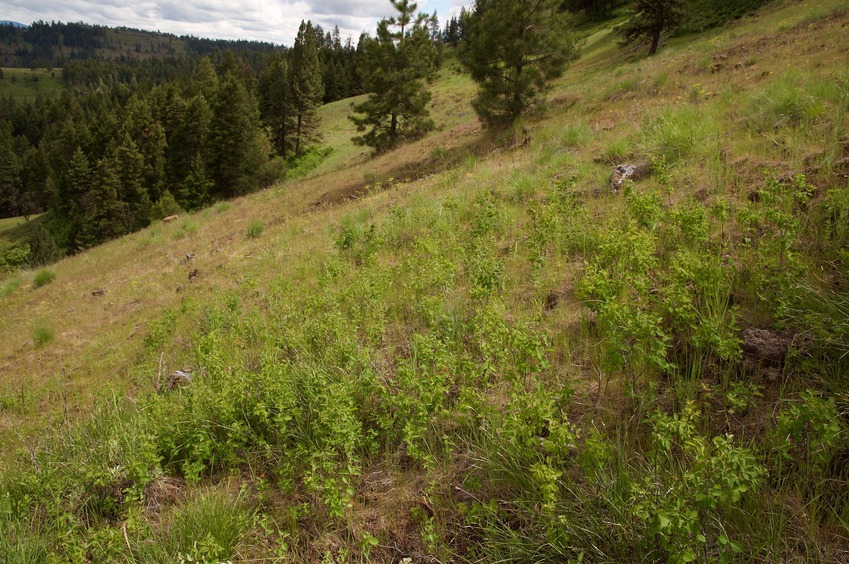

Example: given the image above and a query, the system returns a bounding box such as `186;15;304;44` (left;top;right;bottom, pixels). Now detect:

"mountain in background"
0;20;27;28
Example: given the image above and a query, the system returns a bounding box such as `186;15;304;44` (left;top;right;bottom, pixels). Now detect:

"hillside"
2;0;849;561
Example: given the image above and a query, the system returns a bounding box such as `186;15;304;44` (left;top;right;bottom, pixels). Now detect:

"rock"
161;370;192;392
742;328;787;363
608;163;651;192
188;269;199;280
91;288;106;297
163;214;179;223
184;253;194;262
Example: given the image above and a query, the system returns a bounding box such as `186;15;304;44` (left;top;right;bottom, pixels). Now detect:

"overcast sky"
2;0;468;46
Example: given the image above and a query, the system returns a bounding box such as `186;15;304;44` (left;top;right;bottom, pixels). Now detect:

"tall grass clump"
743;74;844;133
1;275;22;298
32;268;56;288
31;320;55;347
157;489;250;562
637;105;722;165
245;220;265;239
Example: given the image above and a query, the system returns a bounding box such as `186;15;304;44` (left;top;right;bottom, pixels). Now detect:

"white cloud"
2;0;442;45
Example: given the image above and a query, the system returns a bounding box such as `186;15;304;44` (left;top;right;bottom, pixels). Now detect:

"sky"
2;0;468;46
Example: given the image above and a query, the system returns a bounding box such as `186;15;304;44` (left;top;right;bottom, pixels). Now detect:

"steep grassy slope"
2;1;849;561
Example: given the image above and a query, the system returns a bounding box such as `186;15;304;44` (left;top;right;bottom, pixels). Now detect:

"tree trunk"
295;113;302;157
648;29;661;56
390;113;398;141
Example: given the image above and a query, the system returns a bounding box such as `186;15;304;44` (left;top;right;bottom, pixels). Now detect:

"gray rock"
608;163;651;192
161;370;192;392
742;328;787;363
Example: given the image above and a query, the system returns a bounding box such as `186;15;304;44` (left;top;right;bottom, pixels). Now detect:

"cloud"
2;0;467;45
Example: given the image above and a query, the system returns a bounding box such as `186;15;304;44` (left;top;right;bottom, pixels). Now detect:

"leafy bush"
150;190;185;221
0;245;31;272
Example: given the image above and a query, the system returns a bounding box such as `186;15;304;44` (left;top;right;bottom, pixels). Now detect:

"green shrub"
245;220;265;239
32;268;55;288
256;156;288;187
150;190;185;221
0;244;31;272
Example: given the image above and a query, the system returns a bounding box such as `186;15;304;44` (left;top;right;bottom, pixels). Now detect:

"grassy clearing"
0;68;63;101
1;1;849;561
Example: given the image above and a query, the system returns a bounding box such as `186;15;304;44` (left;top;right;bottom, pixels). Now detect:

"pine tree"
349;0;438;152
290;21;324;157
0;135;23;218
207;74;259;197
259;51;292;157
120;95;166;202
191;56;219;100
108;133;151;229
460;0;578;128
76;158;128;249
620;0;686;56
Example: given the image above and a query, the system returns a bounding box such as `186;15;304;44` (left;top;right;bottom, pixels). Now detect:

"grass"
0;275;22;298
31;268;55;288
245;219;265;239
31;320;54;348
2;1;849;561
0;68;63;101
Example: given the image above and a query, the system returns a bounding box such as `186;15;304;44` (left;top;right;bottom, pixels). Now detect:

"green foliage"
150;189;185;221
619;0;687;56
772;391;844;476
678;0;773;34
629;403;765;562
460;0;578;127
290;21;325;157
32;267;55;287
350;0;438;151
0;244;30;272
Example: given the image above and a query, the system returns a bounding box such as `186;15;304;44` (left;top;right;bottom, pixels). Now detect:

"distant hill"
0;20;27;28
0;20;279;68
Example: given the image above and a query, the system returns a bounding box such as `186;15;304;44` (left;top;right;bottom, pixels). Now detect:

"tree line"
1;0;773;268
0;20;370;260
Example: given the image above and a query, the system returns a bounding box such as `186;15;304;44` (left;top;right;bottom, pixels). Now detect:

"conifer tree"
192;56;219;100
0;136;23;218
290;21;324;157
259;51;292;157
121;95;166;201
76;158;128;248
460;0;578;128
207;74;258;197
349;0;438;152
108;133;150;229
620;0;686;55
